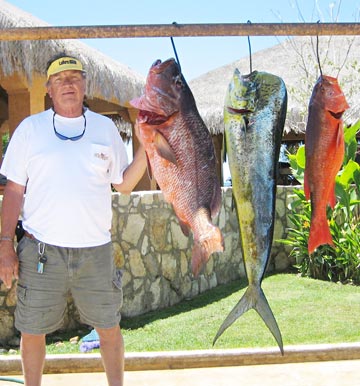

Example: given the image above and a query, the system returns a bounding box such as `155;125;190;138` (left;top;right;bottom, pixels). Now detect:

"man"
0;53;146;386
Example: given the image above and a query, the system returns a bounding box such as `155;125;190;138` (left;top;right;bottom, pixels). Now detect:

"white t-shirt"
0;108;129;247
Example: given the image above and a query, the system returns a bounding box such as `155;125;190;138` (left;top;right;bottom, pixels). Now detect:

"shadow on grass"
45;277;249;344
48;273;286;342
121;277;249;330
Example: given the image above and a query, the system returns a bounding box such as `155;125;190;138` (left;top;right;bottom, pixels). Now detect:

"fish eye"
174;75;183;87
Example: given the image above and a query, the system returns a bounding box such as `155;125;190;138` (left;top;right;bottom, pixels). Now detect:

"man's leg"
96;325;124;386
20;333;46;386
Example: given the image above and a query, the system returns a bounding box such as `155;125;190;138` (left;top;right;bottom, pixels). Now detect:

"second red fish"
304;75;349;254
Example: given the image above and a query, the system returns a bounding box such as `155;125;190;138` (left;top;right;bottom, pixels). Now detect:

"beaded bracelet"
0;237;14;242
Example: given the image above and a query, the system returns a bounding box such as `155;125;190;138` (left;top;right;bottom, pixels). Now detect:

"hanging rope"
170;22;182;73
247;20;253;73
316;20;323;77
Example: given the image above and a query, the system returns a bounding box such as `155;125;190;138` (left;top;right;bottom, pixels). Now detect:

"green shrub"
281;122;360;284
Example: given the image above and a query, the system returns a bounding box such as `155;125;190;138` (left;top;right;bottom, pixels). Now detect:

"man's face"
47;70;86;111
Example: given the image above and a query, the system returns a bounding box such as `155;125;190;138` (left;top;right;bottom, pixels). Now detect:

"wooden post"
0;23;359;41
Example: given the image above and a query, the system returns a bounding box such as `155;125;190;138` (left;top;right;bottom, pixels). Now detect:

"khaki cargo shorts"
15;237;123;335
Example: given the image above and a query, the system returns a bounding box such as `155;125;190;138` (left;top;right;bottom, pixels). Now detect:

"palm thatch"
190;35;360;137
0;1;145;107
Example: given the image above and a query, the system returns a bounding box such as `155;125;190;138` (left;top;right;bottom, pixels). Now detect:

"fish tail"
213;285;284;355
308;216;334;254
192;226;224;277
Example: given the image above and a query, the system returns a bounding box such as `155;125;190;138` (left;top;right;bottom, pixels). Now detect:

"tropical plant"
281;121;360;284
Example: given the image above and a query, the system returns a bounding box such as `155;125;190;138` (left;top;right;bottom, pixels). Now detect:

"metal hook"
247;20;253;73
170;22;182;73
316;20;323;77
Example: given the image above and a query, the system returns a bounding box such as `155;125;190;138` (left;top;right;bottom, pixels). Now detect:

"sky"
5;0;360;81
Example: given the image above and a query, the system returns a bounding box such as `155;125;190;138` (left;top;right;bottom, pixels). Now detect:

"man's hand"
0;179;26;288
0;241;19;289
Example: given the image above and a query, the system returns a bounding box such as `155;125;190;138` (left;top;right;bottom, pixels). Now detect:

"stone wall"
0;186;295;342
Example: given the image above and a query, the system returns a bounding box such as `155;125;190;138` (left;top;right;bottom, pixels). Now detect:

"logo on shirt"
94;152;109;161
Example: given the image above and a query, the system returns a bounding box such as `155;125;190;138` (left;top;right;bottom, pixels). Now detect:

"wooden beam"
0;23;359;41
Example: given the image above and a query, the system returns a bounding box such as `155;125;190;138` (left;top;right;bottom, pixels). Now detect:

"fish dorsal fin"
154;131;177;165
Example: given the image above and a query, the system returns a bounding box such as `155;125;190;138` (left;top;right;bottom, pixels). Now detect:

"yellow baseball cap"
47;56;86;80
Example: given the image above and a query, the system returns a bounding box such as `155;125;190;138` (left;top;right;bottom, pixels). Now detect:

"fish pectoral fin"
336;121;344;149
154;131;177;165
222;134;227;162
213;285;283;355
145;152;153;179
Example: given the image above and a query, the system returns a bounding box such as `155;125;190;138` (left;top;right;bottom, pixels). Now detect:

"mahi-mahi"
214;69;287;354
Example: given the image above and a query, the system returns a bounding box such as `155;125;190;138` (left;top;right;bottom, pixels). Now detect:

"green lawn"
43;273;360;354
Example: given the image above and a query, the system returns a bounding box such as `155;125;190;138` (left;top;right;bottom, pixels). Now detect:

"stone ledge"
1;343;359;375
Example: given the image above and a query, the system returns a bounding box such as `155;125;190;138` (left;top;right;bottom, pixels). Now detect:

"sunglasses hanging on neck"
52;111;86;141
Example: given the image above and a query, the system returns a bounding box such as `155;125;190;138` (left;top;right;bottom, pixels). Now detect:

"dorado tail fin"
213;284;284;355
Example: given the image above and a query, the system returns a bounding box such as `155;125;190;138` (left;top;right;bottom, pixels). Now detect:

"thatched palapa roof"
190;35;360;137
0;0;145;108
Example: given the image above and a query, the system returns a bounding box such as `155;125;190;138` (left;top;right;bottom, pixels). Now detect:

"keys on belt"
37;242;47;274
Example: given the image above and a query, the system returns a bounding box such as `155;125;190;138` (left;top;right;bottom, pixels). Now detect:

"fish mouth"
138;110;168;125
226;107;253;114
329;110;345;119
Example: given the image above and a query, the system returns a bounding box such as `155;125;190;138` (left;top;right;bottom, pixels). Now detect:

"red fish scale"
148;113;218;234
304;75;348;253
133;58;223;275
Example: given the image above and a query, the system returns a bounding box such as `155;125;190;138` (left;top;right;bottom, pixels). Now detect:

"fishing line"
170;22;182;73
316;20;323;77
247;20;253;73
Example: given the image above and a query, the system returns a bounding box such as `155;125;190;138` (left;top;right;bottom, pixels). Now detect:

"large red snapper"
130;58;223;276
304;75;349;254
